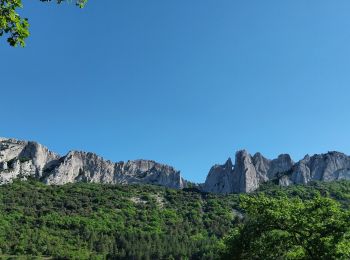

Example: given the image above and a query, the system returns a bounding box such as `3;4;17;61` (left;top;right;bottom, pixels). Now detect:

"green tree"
0;0;86;47
220;194;350;260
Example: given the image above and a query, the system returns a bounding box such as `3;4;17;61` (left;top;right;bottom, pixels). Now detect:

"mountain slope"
0;180;238;259
0;180;349;259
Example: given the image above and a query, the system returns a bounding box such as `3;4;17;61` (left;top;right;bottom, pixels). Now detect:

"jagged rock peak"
204;149;350;194
223;158;233;169
203;150;294;194
202;158;234;194
287;151;350;185
0;138;186;189
3;138;350;194
232;150;259;193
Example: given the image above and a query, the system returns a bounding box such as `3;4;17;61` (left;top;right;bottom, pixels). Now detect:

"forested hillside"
0;180;349;259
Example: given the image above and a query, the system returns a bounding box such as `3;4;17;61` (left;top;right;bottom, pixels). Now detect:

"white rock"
204;150;350;194
0;138;185;189
203;158;234;194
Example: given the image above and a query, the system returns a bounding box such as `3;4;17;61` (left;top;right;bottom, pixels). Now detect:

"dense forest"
0;180;349;259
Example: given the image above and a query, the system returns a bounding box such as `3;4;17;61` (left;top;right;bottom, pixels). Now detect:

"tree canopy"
1;179;350;259
220;194;350;259
0;0;86;47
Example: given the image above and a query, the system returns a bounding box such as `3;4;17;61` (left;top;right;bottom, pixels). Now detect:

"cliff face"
2;137;350;193
203;150;350;194
287;152;350;185
231;150;259;193
0;138;185;189
203;150;293;193
202;158;234;194
0;138;60;184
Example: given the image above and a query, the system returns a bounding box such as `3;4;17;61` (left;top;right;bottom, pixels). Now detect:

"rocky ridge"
1;137;350;193
203;150;350;193
0;138;185;189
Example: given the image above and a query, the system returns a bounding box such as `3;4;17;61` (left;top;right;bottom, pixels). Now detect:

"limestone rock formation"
232;150;259;193
0;138;59;184
203;150;350;194
253;153;294;181
2;137;350;193
287;152;350;185
202;158;233;194
0;138;185;189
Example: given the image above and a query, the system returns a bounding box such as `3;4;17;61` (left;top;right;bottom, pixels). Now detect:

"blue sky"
1;1;350;183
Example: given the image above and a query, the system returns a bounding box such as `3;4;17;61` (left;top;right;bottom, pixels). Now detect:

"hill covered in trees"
0;180;350;259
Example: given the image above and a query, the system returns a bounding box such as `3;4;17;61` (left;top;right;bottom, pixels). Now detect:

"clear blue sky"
1;1;350;183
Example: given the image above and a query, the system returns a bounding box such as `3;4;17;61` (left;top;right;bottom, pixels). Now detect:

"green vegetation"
0;0;86;47
0;180;238;259
0;180;349;259
220;195;350;259
18;157;31;163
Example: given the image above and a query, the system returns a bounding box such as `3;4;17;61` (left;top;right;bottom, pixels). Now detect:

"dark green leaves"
0;0;86;47
39;0;87;8
221;194;350;259
0;0;29;47
0;180;236;259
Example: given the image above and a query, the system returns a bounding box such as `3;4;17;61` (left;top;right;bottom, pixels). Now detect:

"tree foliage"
0;180;238;259
0;180;350;259
220;193;350;260
0;0;86;47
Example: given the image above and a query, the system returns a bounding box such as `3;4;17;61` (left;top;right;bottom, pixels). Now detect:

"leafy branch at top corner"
0;0;87;47
40;0;88;9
